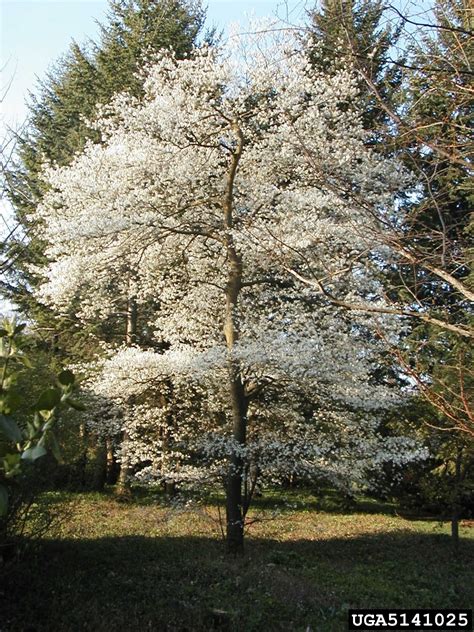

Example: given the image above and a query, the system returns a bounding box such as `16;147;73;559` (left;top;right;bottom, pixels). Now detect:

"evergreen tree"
397;0;473;537
306;0;402;145
304;0;473;537
304;0;408;432
401;0;472;292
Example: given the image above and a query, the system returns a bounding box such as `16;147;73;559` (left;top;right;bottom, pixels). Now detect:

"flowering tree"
35;34;424;552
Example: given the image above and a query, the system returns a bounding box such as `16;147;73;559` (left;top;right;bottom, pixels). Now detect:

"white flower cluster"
35;31;424;493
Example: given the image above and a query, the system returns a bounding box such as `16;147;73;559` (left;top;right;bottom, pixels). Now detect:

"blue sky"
1;0;310;130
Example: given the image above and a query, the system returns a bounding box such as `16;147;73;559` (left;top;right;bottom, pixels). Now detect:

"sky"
0;0;310;131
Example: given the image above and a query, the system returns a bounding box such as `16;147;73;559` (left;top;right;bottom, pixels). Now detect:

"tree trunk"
164;481;176;496
222;121;246;554
225;364;248;554
76;421;88;489
116;442;132;498
451;446;463;549
92;436;107;490
451;511;459;544
159;385;176;497
116;293;137;496
106;438;119;484
126;295;138;346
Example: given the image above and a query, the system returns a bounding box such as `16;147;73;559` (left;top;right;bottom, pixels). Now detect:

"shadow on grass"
73;485;398;516
2;530;473;632
49;481;452;528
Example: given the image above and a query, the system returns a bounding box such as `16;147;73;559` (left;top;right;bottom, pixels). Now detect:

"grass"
1;488;473;631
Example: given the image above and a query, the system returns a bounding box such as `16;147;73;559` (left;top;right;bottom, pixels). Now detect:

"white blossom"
35;33;425;496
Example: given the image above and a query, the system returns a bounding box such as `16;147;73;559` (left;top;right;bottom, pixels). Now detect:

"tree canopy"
34;36;425;551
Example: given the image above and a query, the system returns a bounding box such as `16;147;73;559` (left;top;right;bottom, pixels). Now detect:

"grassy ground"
1;488;473;631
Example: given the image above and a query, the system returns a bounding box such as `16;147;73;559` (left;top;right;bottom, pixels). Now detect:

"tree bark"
225;362;248;554
92;436;107;490
116;448;131;497
77;421;88;489
116;293;137;496
222;122;247;554
125;295;138;346
106;437;118;484
451;447;463;549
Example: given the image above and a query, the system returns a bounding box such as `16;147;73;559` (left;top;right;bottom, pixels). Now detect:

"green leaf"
1;375;16;390
0;328;8;338
49;432;62;463
3;452;21;477
21;444;47;461
65;397;85;411
38;409;53;422
0;391;22;415
13;323;27;335
17;354;33;369
37;435;47;447
58;369;75;386
0;339;10;358
0;320;14;336
0;485;8;517
27;420;37;439
41;419;54;432
0;414;23;443
3;452;20;467
35;388;61;412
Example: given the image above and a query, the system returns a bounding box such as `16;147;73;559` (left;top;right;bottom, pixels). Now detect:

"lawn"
1;489;473;631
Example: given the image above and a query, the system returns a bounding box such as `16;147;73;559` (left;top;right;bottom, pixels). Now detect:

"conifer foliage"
307;0;402;145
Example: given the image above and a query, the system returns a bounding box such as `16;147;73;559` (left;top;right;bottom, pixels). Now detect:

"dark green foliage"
0;319;81;516
95;0;205;102
306;0;473;531
0;320;83;564
400;0;473;296
388;397;473;518
394;0;473;446
19;1;205;166
306;0;403;145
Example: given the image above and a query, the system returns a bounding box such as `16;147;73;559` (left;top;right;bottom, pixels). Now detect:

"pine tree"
397;0;473;538
401;0;472;286
306;0;402;146
306;0;474;537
